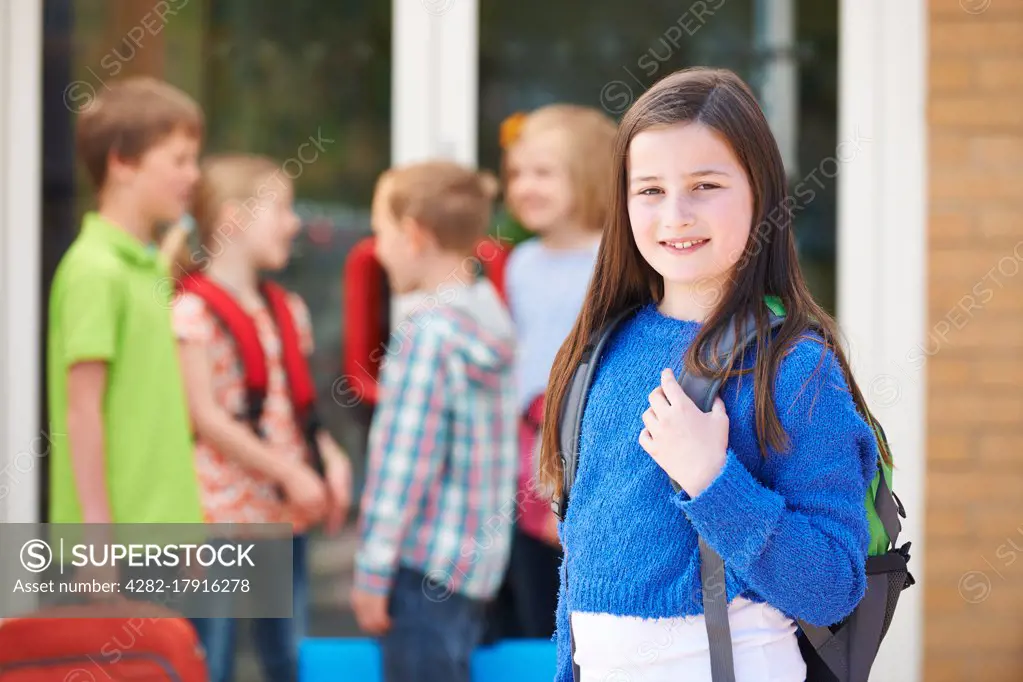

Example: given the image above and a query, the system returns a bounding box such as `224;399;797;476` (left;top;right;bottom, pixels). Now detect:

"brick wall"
926;1;1023;679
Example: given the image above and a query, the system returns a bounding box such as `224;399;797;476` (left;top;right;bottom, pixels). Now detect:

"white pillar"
0;0;43;525
837;1;927;680
754;0;798;178
392;0;478;167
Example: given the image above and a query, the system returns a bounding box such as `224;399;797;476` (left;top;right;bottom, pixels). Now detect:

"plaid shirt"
355;302;519;601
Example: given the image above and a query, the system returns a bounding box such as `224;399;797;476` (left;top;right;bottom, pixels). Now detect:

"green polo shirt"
47;212;202;524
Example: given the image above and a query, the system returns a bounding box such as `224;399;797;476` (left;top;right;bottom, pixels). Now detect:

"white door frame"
392;0;478;167
837;1;927;680
0;0;43;525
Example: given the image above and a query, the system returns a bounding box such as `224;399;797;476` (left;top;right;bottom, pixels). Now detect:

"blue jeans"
191;535;309;682
381;566;487;682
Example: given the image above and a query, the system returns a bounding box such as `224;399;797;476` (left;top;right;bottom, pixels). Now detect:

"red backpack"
177;273;325;478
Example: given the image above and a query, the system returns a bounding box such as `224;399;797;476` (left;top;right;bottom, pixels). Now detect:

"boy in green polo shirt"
48;77;205;525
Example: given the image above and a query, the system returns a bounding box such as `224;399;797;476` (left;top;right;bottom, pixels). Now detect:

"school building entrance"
0;1;945;679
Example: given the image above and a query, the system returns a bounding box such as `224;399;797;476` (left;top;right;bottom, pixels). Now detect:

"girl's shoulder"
758;330;878;491
768;330;858;423
776;328;833;376
171;290;217;343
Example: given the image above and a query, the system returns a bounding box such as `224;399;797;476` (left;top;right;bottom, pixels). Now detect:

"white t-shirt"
571;597;807;682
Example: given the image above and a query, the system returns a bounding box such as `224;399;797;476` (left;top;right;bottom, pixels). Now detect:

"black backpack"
552;300;914;682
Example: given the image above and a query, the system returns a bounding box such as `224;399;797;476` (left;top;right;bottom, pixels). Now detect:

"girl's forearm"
677;448;868;626
193;409;295;485
316;429;346;467
178;340;296;486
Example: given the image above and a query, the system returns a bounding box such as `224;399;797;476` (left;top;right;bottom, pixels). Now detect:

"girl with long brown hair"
541;68;880;681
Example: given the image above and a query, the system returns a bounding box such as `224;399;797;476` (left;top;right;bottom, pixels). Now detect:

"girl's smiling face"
627;121;754;314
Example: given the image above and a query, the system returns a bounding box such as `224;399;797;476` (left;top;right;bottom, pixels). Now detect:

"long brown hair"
538;67;887;496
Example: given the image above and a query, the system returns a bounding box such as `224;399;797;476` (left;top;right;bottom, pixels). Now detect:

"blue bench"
299;638;557;681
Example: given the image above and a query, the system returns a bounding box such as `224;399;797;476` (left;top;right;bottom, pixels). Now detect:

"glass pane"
43;0;391;652
479;0;839;313
794;2;840;313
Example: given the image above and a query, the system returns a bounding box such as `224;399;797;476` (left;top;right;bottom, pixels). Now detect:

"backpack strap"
555;307;640;682
260;280;326;478
552;305;641;521
177;275;326;478
552;308;638;682
260;281;317;417
681;307;786;682
177;273;268;433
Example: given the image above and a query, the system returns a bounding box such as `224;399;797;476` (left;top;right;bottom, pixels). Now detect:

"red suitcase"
0;602;208;681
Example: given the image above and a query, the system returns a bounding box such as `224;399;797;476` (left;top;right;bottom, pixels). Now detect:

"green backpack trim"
763;295;893;557
866;420;895;556
763;294;786;318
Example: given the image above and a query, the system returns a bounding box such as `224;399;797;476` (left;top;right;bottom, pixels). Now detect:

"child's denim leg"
190;617;238;682
251;617;297;682
380;566;486;682
251;534;308;682
291;534;310;643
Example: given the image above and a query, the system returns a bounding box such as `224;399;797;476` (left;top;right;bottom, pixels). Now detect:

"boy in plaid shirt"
353;161;519;682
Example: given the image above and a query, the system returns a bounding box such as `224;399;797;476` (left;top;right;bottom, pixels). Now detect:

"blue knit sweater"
554;303;878;681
